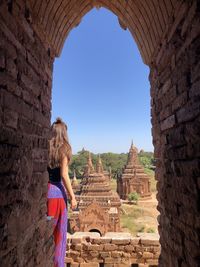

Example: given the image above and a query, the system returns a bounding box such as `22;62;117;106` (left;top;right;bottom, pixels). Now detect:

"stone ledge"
66;232;160;266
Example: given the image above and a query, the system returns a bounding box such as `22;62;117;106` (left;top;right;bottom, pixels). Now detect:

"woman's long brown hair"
48;117;72;168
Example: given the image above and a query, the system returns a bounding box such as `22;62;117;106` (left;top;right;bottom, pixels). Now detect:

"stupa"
71;170;81;194
117;142;151;199
69;153;121;235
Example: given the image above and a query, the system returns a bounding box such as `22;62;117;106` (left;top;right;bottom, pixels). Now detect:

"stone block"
69;251;80;257
104;257;117;264
146;258;159;265
71;238;82;245
135;245;143;253
172;91;188;112
65;257;73;263
74;244;82;251
87;244;103;251
76;257;85;263
160;115;175;131
0;49;5;69
122;252;131;258
130;238;140;245
130;253;137;258
111;251;122;258
142;251;154;259
114;264;131;267
7;58;17;78
70;263;79;267
92;237;112;244
100;251;111;258
89;251;99;258
104;244;118;251
176;101;200;123
124;245;135;252
112;239;130;245
80;263;99;267
4;108;18;129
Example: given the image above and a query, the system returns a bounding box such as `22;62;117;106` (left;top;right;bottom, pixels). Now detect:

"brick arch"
1;1;200;267
30;0;177;65
89;228;102;236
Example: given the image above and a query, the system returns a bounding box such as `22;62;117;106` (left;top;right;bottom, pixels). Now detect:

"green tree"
69;149;155;180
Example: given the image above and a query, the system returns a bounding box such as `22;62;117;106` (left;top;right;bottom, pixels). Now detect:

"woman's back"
47;166;61;183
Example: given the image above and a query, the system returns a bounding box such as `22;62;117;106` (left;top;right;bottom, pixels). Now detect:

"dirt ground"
120;192;159;236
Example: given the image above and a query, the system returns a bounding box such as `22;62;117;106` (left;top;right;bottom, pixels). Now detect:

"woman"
47;117;77;267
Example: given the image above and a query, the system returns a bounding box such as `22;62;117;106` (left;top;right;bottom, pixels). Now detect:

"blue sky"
52;7;153;154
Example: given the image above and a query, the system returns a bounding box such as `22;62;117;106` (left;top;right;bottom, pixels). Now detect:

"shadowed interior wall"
150;2;200;266
0;1;54;266
0;0;200;266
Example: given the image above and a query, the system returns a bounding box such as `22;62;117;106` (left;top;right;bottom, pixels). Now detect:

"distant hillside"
69;148;154;179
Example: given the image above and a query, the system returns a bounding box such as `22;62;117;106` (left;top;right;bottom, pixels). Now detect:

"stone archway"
89;229;102;236
0;1;200;266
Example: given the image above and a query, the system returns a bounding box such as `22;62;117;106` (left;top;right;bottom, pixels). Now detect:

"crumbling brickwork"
0;0;200;266
66;233;160;267
0;1;54;266
150;2;200;266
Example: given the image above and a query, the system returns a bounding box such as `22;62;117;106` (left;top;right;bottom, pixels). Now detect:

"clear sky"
52;7;153;154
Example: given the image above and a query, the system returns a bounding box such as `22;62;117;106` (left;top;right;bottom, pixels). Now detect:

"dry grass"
120;201;158;236
110;177;159;236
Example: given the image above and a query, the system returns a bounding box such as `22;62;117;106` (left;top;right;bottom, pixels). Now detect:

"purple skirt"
47;182;68;267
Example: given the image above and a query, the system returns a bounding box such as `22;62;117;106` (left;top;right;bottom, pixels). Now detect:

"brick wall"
150;1;200;266
66;233;160;267
0;1;54;266
0;0;200;266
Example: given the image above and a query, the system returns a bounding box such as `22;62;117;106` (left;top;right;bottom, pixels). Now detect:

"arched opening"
52;6;156;237
89;228;102;236
1;1;200;266
52;7;152;154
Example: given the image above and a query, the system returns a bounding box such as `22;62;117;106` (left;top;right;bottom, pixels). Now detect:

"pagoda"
117;142;151;199
71;170;81;194
69;153;121;235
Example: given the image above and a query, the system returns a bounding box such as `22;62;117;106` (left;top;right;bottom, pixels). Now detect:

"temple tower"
69;153;121;235
117;142;151;200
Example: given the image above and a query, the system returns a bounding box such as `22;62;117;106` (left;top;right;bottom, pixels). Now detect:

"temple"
71;170;81;194
69;153;121;235
117;142;151;199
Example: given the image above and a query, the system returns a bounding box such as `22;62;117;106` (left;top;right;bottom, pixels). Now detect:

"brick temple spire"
127;140;138;165
83;152;94;176
96;154;104;173
70;154;121;235
72;169;78;187
117;142;151;199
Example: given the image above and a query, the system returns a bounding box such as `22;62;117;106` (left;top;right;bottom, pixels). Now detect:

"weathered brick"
104;244;118;251
111;251;122;258
142;251;154;259
4;108;18;129
1;2;200;267
80;263;99;267
100;251;111;258
88;244;103;251
111;239;130;245
124;245;135;252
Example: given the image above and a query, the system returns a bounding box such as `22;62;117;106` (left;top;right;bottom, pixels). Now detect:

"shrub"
128;192;140;204
147;227;155;233
138;226;145;232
